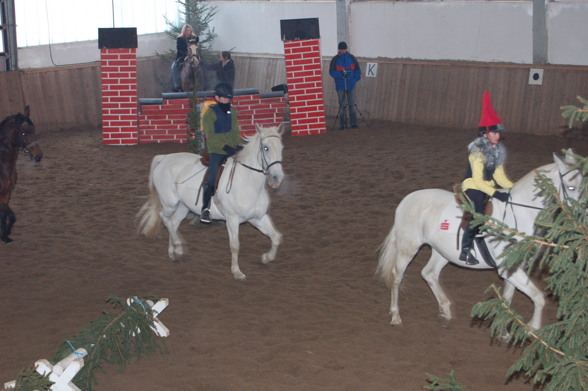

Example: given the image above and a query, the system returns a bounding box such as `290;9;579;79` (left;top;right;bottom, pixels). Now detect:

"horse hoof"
438;316;451;329
498;329;511;342
169;248;184;260
390;313;403;326
232;271;247;281
2;236;13;243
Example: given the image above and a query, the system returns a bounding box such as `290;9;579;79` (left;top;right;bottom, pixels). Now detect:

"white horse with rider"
377;149;582;330
137;124;285;280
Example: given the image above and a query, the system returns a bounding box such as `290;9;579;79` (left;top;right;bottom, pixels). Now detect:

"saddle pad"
439;201;497;266
438;202;462;236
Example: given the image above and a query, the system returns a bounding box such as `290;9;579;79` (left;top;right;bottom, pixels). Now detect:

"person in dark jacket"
207;51;236;88
329;41;361;130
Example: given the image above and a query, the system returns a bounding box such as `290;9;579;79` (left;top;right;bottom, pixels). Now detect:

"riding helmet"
214;83;233;99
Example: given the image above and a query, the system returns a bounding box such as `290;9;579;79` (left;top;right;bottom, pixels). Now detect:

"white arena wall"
17;1;588;68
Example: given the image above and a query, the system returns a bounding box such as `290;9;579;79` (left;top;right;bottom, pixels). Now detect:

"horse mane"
239;126;282;157
0;115;17;148
515;162;556;190
241;131;259;145
243;125;282;142
0;115;14;130
0;113;28;131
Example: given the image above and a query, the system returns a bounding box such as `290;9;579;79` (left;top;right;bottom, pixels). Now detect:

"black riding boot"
200;184;213;224
459;222;479;265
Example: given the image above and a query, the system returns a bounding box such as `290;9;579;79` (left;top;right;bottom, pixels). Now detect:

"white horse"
376;150;582;330
137;124;285;280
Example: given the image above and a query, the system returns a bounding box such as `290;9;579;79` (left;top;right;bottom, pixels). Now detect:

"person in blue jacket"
329;41;361;130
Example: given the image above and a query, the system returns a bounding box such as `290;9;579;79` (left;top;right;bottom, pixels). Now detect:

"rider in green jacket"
200;83;242;224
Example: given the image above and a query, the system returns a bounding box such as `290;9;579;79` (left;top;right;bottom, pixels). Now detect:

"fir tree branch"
488;285;566;357
479;218;572;250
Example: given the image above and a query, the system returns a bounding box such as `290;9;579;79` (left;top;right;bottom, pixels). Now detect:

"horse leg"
0;204;15;243
502;279;516;306
380;227;421;326
249;214;283;265
421;250;451;327
226;216;245;280
500;268;545;330
388;249;416;326
160;203;189;260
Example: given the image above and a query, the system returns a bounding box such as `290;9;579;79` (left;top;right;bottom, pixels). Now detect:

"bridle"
501;168;580;227
558;168;581;200
185;44;200;65
236;135;283;175
16;122;39;153
223;135;283;193
21;139;39;153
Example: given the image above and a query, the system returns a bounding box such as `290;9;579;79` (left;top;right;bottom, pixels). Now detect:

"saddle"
453;183;492;230
199;149;228;192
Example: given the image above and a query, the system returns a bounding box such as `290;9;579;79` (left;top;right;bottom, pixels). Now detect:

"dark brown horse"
0;106;43;243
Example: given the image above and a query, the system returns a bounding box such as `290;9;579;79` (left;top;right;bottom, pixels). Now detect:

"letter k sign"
366;63;378;77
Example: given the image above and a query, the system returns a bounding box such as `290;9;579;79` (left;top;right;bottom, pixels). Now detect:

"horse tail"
376;223;399;288
136;156;163;238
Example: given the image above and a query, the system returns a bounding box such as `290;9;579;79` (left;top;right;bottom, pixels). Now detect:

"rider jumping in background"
172;24;199;92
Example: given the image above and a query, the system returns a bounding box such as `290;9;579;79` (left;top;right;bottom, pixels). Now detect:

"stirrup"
459;247;479;265
200;209;212;224
465;253;479;265
459;247;470;262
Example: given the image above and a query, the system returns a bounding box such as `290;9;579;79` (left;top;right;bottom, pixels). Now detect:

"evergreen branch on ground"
424;370;462;391
6;296;167;391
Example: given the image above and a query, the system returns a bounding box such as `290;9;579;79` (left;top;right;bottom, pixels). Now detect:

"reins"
504;200;543;211
500;168;577;227
501;196;536;231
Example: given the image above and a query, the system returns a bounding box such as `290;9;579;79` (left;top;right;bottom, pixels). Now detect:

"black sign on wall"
98;28;138;49
280;18;320;41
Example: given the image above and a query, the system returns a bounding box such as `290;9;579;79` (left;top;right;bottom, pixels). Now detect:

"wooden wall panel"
0;71;25;118
137;57;170;98
16;64;102;131
1;56;586;135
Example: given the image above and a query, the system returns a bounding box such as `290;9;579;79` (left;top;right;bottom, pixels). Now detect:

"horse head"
15;106;43;163
242;124;285;189
552;149;582;203
186;40;201;67
179;41;202;92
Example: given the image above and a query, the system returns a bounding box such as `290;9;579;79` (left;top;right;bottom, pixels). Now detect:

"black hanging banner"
280;18;320;41
98;28;138;49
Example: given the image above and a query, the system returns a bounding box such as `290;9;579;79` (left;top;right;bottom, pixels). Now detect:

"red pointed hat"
478;91;505;133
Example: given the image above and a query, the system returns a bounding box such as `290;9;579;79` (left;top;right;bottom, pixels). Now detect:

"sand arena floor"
2;120;586;390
